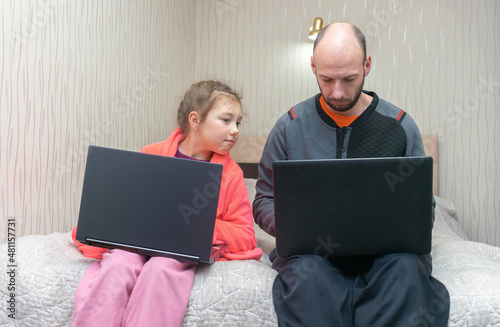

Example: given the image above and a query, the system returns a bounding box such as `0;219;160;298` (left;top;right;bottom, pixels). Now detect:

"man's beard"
320;75;365;113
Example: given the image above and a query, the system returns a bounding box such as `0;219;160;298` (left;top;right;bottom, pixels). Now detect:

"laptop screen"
273;156;433;257
76;146;223;263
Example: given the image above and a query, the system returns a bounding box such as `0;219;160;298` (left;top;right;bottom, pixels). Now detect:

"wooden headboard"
232;135;439;196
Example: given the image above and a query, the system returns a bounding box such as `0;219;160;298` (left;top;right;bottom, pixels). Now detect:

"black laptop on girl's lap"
75;145;228;264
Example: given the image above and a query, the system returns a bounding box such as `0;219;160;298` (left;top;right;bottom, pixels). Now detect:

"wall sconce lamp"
308;17;324;40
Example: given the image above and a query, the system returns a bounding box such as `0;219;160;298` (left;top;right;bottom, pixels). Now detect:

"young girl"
71;80;262;326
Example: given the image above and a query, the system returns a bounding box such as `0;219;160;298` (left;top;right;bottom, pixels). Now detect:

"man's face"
316;69;365;112
311;46;370;114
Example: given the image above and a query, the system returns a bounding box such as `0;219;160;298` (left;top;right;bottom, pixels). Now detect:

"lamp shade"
308;17;324;40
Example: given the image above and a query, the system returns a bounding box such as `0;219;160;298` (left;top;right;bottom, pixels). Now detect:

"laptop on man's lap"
273;156;433;258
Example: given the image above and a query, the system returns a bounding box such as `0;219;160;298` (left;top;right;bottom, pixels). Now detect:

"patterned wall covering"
1;0;499;247
195;0;499;247
1;0;195;242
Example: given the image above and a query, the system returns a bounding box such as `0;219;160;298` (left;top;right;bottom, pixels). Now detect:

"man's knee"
380;253;432;278
278;255;333;287
385;252;421;266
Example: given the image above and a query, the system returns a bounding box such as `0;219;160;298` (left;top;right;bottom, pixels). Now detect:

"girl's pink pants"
72;249;196;327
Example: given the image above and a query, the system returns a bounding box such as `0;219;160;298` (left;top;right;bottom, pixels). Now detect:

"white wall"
1;0;195;241
1;0;499;247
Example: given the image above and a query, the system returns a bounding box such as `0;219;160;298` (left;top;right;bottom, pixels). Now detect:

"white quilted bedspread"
1;194;500;326
0;232;278;326
430;197;500;326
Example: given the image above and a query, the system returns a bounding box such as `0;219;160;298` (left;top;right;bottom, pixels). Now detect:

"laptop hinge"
86;238;200;261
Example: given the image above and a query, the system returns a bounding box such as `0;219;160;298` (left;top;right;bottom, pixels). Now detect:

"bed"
1;135;500;326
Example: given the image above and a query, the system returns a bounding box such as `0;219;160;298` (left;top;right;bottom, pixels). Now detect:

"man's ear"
188;111;200;130
364;55;372;76
311;55;317;75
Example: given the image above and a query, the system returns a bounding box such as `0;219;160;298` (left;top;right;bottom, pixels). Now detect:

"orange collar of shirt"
319;95;360;128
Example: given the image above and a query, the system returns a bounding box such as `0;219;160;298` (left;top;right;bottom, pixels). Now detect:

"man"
252;22;450;326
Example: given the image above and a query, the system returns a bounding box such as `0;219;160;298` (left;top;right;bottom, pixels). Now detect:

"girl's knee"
141;257;185;274
102;250;147;275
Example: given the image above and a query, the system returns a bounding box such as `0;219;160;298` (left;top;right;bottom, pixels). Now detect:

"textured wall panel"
1;0;196;242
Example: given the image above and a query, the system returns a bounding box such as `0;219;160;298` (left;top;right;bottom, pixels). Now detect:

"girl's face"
196;98;242;156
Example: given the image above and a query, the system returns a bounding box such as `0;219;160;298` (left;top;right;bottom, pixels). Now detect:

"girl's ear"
188;111;200;130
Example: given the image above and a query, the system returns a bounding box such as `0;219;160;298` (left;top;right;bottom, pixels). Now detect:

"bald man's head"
310;22;372;115
313;23;367;63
